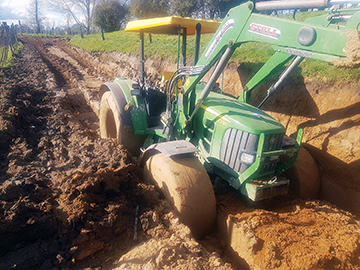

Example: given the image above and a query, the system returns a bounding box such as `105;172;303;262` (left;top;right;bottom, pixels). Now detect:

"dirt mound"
218;191;360;269
332;30;360;68
114;202;233;270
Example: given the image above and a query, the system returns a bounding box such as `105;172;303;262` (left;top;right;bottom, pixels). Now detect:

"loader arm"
181;1;360;120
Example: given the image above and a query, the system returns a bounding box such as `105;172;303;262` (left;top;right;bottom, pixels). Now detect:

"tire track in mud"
0;39;54;182
0;37;64;268
21;37;76;88
0;37;141;269
47;45;104;115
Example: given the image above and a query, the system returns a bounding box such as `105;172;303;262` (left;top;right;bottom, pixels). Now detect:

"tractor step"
146;125;167;138
240;177;289;201
147;125;163;133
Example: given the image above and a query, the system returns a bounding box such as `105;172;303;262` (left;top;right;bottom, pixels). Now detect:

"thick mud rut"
0;36;359;269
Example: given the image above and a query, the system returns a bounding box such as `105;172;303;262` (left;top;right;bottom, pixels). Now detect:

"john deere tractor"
99;1;360;238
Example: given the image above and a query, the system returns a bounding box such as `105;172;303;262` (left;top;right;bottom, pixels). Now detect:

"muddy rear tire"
143;153;216;239
99;91;144;155
286;147;320;199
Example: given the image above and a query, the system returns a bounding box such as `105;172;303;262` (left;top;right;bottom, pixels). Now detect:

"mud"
332;30;360;68
218;191;360;270
0;36;359;269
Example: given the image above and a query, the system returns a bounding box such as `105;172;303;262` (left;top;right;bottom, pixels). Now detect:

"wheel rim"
104;105;116;139
100;91;120;142
287;147;320;199
99;91;145;155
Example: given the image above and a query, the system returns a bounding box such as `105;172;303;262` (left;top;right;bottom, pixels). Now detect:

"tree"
206;0;245;19
170;0;244;19
130;0;169;19
94;0;128;40
192;0;206;18
48;0;99;36
28;0;43;34
77;0;98;34
171;0;197;17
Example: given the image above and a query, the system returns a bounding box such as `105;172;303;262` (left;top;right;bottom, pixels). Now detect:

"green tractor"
99;1;359;238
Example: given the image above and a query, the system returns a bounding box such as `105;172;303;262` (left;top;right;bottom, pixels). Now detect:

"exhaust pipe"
255;0;360;11
255;0;327;11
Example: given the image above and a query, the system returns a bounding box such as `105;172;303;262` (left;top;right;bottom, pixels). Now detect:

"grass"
69;22;360;82
0;42;24;68
281;10;327;21
69;30;275;65
23;33;66;39
69;30;217;62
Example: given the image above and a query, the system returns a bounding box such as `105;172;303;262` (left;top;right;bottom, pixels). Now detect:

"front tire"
286;147;320;199
143;153;216;239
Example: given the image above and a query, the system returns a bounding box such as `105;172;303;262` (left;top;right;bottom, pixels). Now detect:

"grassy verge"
69;27;360;83
69;30;215;61
22;33;66;39
0;42;24;68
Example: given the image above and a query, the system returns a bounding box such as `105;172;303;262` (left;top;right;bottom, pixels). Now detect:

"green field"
69;29;360;82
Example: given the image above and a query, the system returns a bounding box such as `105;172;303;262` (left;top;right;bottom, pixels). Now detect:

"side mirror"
131;89;142;96
131;83;142;96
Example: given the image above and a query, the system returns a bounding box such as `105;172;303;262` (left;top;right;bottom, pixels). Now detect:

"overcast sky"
0;0;66;26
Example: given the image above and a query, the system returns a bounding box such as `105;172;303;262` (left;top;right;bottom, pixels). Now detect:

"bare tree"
28;0;43;34
75;0;98;34
48;0;99;36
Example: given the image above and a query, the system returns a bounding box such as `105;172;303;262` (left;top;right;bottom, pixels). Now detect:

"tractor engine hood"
197;90;285;135
193;90;289;181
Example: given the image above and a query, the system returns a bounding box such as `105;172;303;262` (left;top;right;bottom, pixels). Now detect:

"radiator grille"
264;133;283;151
220;129;284;174
260;133;284;175
220;129;258;173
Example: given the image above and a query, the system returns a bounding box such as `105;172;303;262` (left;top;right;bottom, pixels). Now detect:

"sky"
0;0;66;26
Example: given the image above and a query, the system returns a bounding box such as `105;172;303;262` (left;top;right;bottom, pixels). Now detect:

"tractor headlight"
240;152;255;164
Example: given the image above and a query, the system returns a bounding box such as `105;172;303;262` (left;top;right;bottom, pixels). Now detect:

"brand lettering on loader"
205;19;235;59
248;23;281;39
286;48;312;58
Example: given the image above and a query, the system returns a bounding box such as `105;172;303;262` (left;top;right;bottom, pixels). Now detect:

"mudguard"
99;82;133;127
141;140;198;166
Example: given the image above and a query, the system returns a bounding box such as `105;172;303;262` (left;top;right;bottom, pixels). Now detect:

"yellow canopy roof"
125;16;220;35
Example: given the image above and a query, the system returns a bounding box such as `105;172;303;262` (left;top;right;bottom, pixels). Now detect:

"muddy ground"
0;36;359;269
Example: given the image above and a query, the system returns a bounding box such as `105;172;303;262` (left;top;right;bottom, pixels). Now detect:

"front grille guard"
239;128;303;185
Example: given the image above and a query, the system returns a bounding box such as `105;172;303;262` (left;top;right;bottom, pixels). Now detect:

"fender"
141;140;198;167
99;82;133;127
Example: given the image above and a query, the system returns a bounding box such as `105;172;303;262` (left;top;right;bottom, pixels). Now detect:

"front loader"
99;1;360;238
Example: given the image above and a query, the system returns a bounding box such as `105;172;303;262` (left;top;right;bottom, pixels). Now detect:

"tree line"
26;0;248;36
